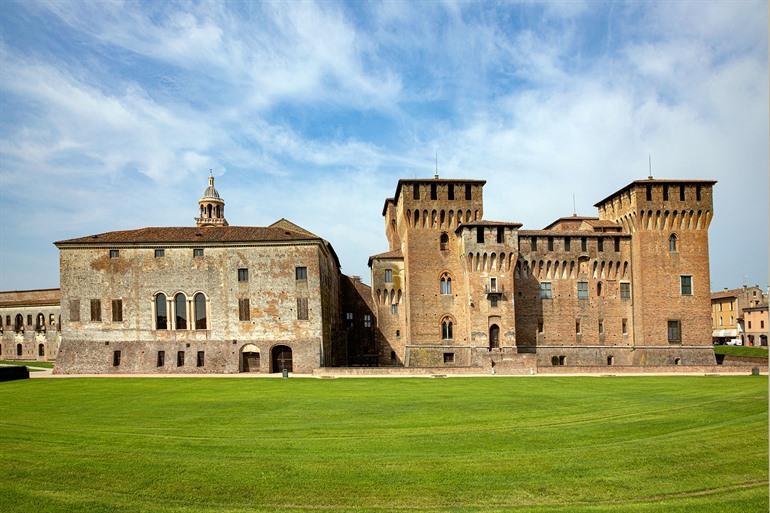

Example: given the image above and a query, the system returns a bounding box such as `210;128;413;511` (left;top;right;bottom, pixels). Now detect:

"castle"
0;174;717;373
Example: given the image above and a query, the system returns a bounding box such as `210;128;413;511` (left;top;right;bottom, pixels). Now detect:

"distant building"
742;305;768;347
370;177;718;368
0;288;61;361
711;286;767;344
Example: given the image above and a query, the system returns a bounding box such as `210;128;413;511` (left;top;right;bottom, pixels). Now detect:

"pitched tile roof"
55;226;319;246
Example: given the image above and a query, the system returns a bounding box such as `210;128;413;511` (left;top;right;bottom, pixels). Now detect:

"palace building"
369;176;717;370
2;173;718;373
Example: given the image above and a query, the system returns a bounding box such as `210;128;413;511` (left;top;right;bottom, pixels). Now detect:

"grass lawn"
713;345;769;358
0;377;767;513
0;359;55;368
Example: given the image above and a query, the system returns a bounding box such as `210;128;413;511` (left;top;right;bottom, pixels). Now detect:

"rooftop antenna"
648;154;653;180
572;193;577;217
434;152;439;179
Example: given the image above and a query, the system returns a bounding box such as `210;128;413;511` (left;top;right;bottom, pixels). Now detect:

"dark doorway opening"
272;345;293;373
489;324;500;350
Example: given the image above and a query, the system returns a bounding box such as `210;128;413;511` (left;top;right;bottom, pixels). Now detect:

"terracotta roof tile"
55;226;318;246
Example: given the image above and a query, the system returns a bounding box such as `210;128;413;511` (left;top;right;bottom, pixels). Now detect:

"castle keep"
369;177;717;370
2;174;718;373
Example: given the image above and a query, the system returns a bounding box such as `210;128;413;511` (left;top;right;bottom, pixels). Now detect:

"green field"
0;359;56;368
713;345;769;358
0;377;767;513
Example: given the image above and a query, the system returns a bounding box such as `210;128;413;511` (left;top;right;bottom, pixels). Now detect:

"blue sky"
0;0;767;291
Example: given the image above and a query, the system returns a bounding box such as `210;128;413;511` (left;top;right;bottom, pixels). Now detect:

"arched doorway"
271;345;293;373
489;324;500;349
240;344;261;373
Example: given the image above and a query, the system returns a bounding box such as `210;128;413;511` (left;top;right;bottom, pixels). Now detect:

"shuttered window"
90;299;102;322
70;299;80;322
239;299;250;321
112;299;123;322
297;298;309;320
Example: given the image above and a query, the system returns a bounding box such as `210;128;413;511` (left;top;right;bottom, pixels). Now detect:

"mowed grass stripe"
0;377;766;512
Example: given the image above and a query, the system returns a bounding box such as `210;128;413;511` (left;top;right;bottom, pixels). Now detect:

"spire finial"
648;154;653;180
572;193;577;217
434;152;439;180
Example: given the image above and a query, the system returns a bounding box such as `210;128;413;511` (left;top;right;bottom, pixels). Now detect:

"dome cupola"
196;174;228;227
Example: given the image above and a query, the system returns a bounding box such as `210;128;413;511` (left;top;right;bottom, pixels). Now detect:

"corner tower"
196;175;228;227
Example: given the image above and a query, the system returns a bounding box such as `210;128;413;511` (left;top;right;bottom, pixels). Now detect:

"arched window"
596;282;602;296
155;293;167;330
215;205;221;218
440;232;449;250
441;318;453;340
194;293;207;330
669;234;678;252
14;314;23;333
207;204;212;218
440;273;452;295
36;313;45;332
174;293;187;330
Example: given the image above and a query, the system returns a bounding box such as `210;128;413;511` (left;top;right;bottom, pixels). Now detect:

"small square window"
443;352;454;364
391;304;398;315
345;312;354;328
577;282;589;299
295;266;308;281
680;276;693;296
109;249;119;258
154;249;165;258
539;282;552;299
620;282;631;300
364;314;372;328
238;268;249;282
193;248;204;257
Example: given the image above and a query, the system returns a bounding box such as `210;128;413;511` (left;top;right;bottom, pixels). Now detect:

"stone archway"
271;345;293;373
240;344;260;373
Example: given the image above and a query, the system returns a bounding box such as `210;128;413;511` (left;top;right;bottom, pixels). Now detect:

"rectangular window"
679;185;685;201
345;312;353;328
197;351;205;367
497;227;504;243
761;320;765;329
154;249;165;258
27;314;32;326
680;275;693;296
113;350;121;367
581;237;587;252
577;281;589;299
548;237;554;251
109;249;119;258
239;299;250;321
111;299;123;322
296;266;307;281
157;351;165;367
597;238;604;252
565;238;571;251
448;184;454;200
622;318;628;335
363;314;372;328
668;320;681;343
413;184;420;199
539;282;552;299
477;227;484;243
384;269;393;282
599;320;604;335
531;237;538;251
391;303;398;315
620;282;631;299
490;277;497;291
465;184;472;200
575;319;581;334
443;353;454;364
193;248;204;257
90;299;102;322
646;185;652;201
238;268;249;282
696;185;702;201
537;319;544;334
663;185;669;201
70;299;80;322
430;183;437;200
297;298;309;320
614;237;620;252
748;321;752;329
490;296;498;308
177;351;185;367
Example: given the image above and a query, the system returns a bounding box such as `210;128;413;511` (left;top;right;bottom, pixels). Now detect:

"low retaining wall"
719;355;769;367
